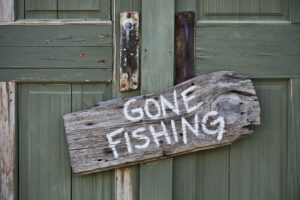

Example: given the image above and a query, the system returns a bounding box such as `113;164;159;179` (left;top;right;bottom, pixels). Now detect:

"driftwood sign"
63;71;260;175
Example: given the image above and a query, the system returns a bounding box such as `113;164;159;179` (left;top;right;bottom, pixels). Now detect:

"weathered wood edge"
63;71;260;175
0;82;15;200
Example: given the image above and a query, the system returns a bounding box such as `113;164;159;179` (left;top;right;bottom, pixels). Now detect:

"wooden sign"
63;71;260;175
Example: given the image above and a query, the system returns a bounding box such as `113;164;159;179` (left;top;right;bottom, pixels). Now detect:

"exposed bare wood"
63;71;261;175
0;0;14;22
115;167;132;200
175;11;195;84
120;11;139;92
0;82;15;200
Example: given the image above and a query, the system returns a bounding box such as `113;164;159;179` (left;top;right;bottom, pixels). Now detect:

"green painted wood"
175;0;197;13
140;159;173;200
25;0;57;19
230;80;288;200
139;0;174;200
58;0;110;19
71;84;113;200
196;147;229;200
172;153;197;200
140;0;174;94
0;69;112;82
288;78;300;200
195;24;300;78
0;47;112;69
0;25;112;47
19;84;71;200
291;0;300;23
198;0;289;20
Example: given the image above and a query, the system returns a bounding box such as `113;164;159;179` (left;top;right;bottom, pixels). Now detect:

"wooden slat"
0;25;112;47
139;0;174;199
0;0;14;22
0;82;15;200
0;69;112;82
114;1;141;199
172;153;197;200
230;80;288;200
288;78;300;200
19;84;71;200
71;84;113;200
25;0;57;19
0;47;112;69
195;24;300;78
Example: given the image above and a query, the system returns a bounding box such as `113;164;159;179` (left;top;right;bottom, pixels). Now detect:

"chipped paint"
120;11;139;92
98;34;108;38
80;53;85;60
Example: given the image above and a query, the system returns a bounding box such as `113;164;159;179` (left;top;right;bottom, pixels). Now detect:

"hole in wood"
86;122;94;126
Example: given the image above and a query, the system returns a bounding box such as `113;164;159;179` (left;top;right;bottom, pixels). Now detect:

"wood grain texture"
230;80;288;200
0;68;112;82
113;1;141;200
0;25;112;47
71;84;114;200
139;1;174;199
19;84;71;200
0;82;15;200
0;46;112;69
198;0;289;20
195;24;300;78
120;11;139;91
63;71;260;175
288;78;300;200
0;0;14;22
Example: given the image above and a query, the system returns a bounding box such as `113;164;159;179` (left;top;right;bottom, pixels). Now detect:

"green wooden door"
0;0;299;199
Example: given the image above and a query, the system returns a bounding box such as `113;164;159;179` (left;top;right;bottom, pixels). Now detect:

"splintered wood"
63;71;260;175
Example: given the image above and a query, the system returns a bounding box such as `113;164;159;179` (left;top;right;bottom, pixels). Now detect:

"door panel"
19;84;72;200
230;80;288;200
71;84;114;200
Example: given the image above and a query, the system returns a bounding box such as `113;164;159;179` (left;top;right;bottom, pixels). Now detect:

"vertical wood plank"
25;0;57;19
0;0;15;22
196;147;229;200
139;0;174;200
288;78;300;200
72;84;113;200
19;84;71;200
114;1;141;200
0;82;15;200
230;80;288;200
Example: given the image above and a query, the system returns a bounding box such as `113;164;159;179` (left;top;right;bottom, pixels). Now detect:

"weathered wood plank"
291;0;300;23
0;0;14;22
175;11;195;84
114;1;141;200
0;47;112;69
120;11;139;92
0;69;112;82
0;82;15;200
0;25;112;47
63;71;260;175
